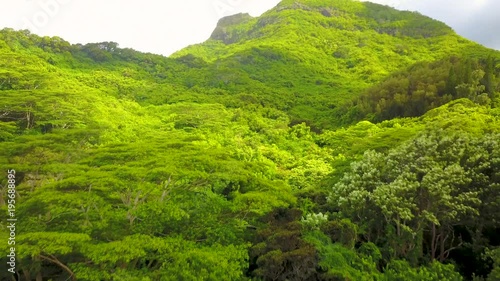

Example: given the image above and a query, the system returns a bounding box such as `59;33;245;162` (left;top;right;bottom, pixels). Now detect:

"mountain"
172;0;499;128
0;0;499;280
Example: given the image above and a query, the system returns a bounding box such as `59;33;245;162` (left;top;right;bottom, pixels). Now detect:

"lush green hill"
172;0;498;128
0;0;499;280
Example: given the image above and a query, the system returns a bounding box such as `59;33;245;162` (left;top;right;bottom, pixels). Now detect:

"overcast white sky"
0;0;498;56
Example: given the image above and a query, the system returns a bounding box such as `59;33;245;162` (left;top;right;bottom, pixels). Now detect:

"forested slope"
173;0;499;128
0;0;499;280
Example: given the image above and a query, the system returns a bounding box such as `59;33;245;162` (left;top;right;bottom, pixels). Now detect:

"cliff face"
210;13;253;44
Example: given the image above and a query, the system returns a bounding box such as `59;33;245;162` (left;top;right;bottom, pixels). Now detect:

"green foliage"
304;230;381;280
74;235;249;281
358;242;382;264
172;0;496;129
486;248;500;281
384;260;463;281
321;219;359;249
0;1;499;279
344;56;500;124
250;208;319;280
327;102;500;277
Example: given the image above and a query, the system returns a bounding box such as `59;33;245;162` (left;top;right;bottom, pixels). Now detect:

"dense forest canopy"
0;0;499;280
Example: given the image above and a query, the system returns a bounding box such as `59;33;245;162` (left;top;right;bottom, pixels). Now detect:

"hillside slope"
0;0;499;280
171;0;498;127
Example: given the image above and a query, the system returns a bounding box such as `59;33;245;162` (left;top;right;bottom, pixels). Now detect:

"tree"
329;130;497;265
445;66;457;96
455;69;488;104
13;232;91;281
482;56;495;97
250;208;319;280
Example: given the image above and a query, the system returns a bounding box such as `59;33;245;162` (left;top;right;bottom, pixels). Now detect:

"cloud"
452;0;500;50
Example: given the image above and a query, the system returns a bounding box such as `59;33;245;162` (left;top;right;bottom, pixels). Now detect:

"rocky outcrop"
210;13;253;44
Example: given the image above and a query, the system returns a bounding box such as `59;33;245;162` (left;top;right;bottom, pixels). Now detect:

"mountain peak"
210;13;253;44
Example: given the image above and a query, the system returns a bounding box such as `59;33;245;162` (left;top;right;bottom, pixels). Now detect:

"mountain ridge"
1;0;498;131
170;0;497;128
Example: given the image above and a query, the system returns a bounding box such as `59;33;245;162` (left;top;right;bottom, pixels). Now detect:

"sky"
0;0;498;56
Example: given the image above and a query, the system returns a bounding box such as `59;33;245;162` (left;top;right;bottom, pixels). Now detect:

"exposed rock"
210;13;253;44
321;8;332;17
